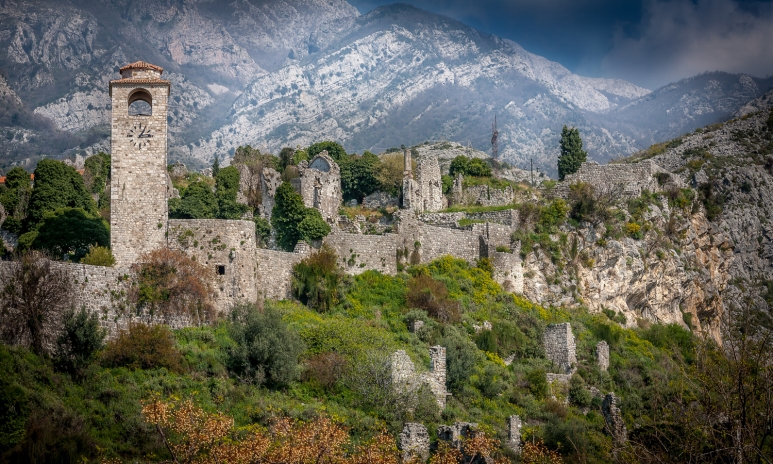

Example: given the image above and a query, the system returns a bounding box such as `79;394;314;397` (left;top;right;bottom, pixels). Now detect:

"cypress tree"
557;125;588;181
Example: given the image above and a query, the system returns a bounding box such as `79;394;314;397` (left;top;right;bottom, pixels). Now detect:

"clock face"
127;122;153;149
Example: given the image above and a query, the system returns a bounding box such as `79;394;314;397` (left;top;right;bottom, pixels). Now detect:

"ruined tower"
109;61;170;266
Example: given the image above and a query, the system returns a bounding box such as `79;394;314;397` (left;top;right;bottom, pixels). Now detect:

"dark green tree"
214;165;248;219
31;208;110;261
339;152;380;202
211;154;220;178
557;125;588;181
28;160;97;226
279;147;296;171
0;166;32;234
438;326;482;391
55;307;106;376
307;141;347;162
449;156;492;177
291;245;345;313
271;182;330;251
272;182;306;251
226;303;305;387
174;181;217;219
83;152;111;212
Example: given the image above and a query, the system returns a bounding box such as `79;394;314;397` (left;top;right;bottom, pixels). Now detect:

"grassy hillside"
3;254;765;463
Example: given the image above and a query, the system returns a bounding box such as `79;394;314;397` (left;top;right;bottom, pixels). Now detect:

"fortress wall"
168;219;259;311
323;230;400;275
255;248;308;300
555;160;668;198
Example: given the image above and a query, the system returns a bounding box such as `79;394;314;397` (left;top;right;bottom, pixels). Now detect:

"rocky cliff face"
521;91;773;341
1;1;771;176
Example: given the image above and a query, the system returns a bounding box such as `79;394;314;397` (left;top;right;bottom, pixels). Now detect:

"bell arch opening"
128;89;153;116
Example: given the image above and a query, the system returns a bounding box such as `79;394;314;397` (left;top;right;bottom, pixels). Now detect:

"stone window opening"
128;89;153;116
217;265;226;275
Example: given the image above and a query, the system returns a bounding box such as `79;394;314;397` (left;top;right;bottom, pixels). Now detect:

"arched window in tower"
128;88;153;116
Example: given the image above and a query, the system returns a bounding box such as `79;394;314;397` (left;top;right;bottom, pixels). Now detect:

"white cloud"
602;0;773;89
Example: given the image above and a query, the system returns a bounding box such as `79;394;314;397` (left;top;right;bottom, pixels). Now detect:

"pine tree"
557;125;588;181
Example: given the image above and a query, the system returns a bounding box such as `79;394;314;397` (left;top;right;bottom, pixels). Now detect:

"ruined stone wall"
417;156;444;212
555;160;676;198
255;248;309;300
110;80;170;267
259;167;282;219
419;209;519;228
543;323;577;374
322;230;399;275
452;175;515;207
390;346;448;409
490;251;524;294
403;155;443;212
168;219;258;311
298;152;342;222
0;261;191;338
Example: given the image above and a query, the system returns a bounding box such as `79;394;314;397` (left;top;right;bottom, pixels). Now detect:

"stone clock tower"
109;61;170;266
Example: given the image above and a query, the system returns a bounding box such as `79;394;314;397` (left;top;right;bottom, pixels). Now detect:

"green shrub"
254;216;271;246
101;324;183;372
439;326;482;392
226;303;305;387
537;199;568;233
474;329;497;353
272;182;331;251
568;374;592;407
80;245;115;266
527;369;548;399
54;307;106;376
32;207;110;261
449;155;492;177
292;245;346;313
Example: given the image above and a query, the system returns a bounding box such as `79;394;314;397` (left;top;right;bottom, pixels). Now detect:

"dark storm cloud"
602;0;773;88
347;0;773;89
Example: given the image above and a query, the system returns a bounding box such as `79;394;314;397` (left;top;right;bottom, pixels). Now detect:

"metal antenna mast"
491;115;499;159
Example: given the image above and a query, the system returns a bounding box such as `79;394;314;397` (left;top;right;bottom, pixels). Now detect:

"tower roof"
119;61;164;74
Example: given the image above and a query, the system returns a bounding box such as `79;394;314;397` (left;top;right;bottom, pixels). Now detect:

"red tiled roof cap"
120;61;164;73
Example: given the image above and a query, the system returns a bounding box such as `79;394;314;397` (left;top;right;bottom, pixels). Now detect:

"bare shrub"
0;250;73;354
130;248;214;324
407;274;460;323
101;323;183;372
303;352;348;388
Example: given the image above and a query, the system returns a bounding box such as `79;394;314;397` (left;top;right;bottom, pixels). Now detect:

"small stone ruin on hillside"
390;346;449;409
543;322;577;375
403;148;445;212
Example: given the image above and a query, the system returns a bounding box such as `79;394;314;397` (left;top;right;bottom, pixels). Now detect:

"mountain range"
1;0;771;176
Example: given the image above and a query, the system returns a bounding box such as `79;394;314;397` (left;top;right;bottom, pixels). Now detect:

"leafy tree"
174;181;217;219
557;125;587;181
0;166;31;234
449;156;492;178
438;326;482;391
339;152;381;202
82;152;111;212
374;152;405;196
271;182;330;251
214;165;248;219
28;159;97;226
253;217;271;246
54;307;106;376
32;208;109;261
0;250;73;355
291;245;346;313
226;303;305;387
80;245;116;266
278;147;295;171
307;141;347;162
211;154;220;178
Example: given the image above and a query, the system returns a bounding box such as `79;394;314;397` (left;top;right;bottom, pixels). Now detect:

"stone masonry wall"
452;174;515;207
0;261;192;338
255;248;310;300
554;160;676;199
490;251;524;294
323;230;399;275
543;323;577;374
419;209;519;228
390;346;448;409
110;78;170;267
168;219;258;311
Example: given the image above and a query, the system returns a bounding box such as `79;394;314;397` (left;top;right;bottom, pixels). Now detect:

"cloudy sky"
347;0;773;90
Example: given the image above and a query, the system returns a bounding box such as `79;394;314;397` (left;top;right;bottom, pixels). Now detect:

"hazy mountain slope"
0;1;770;176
